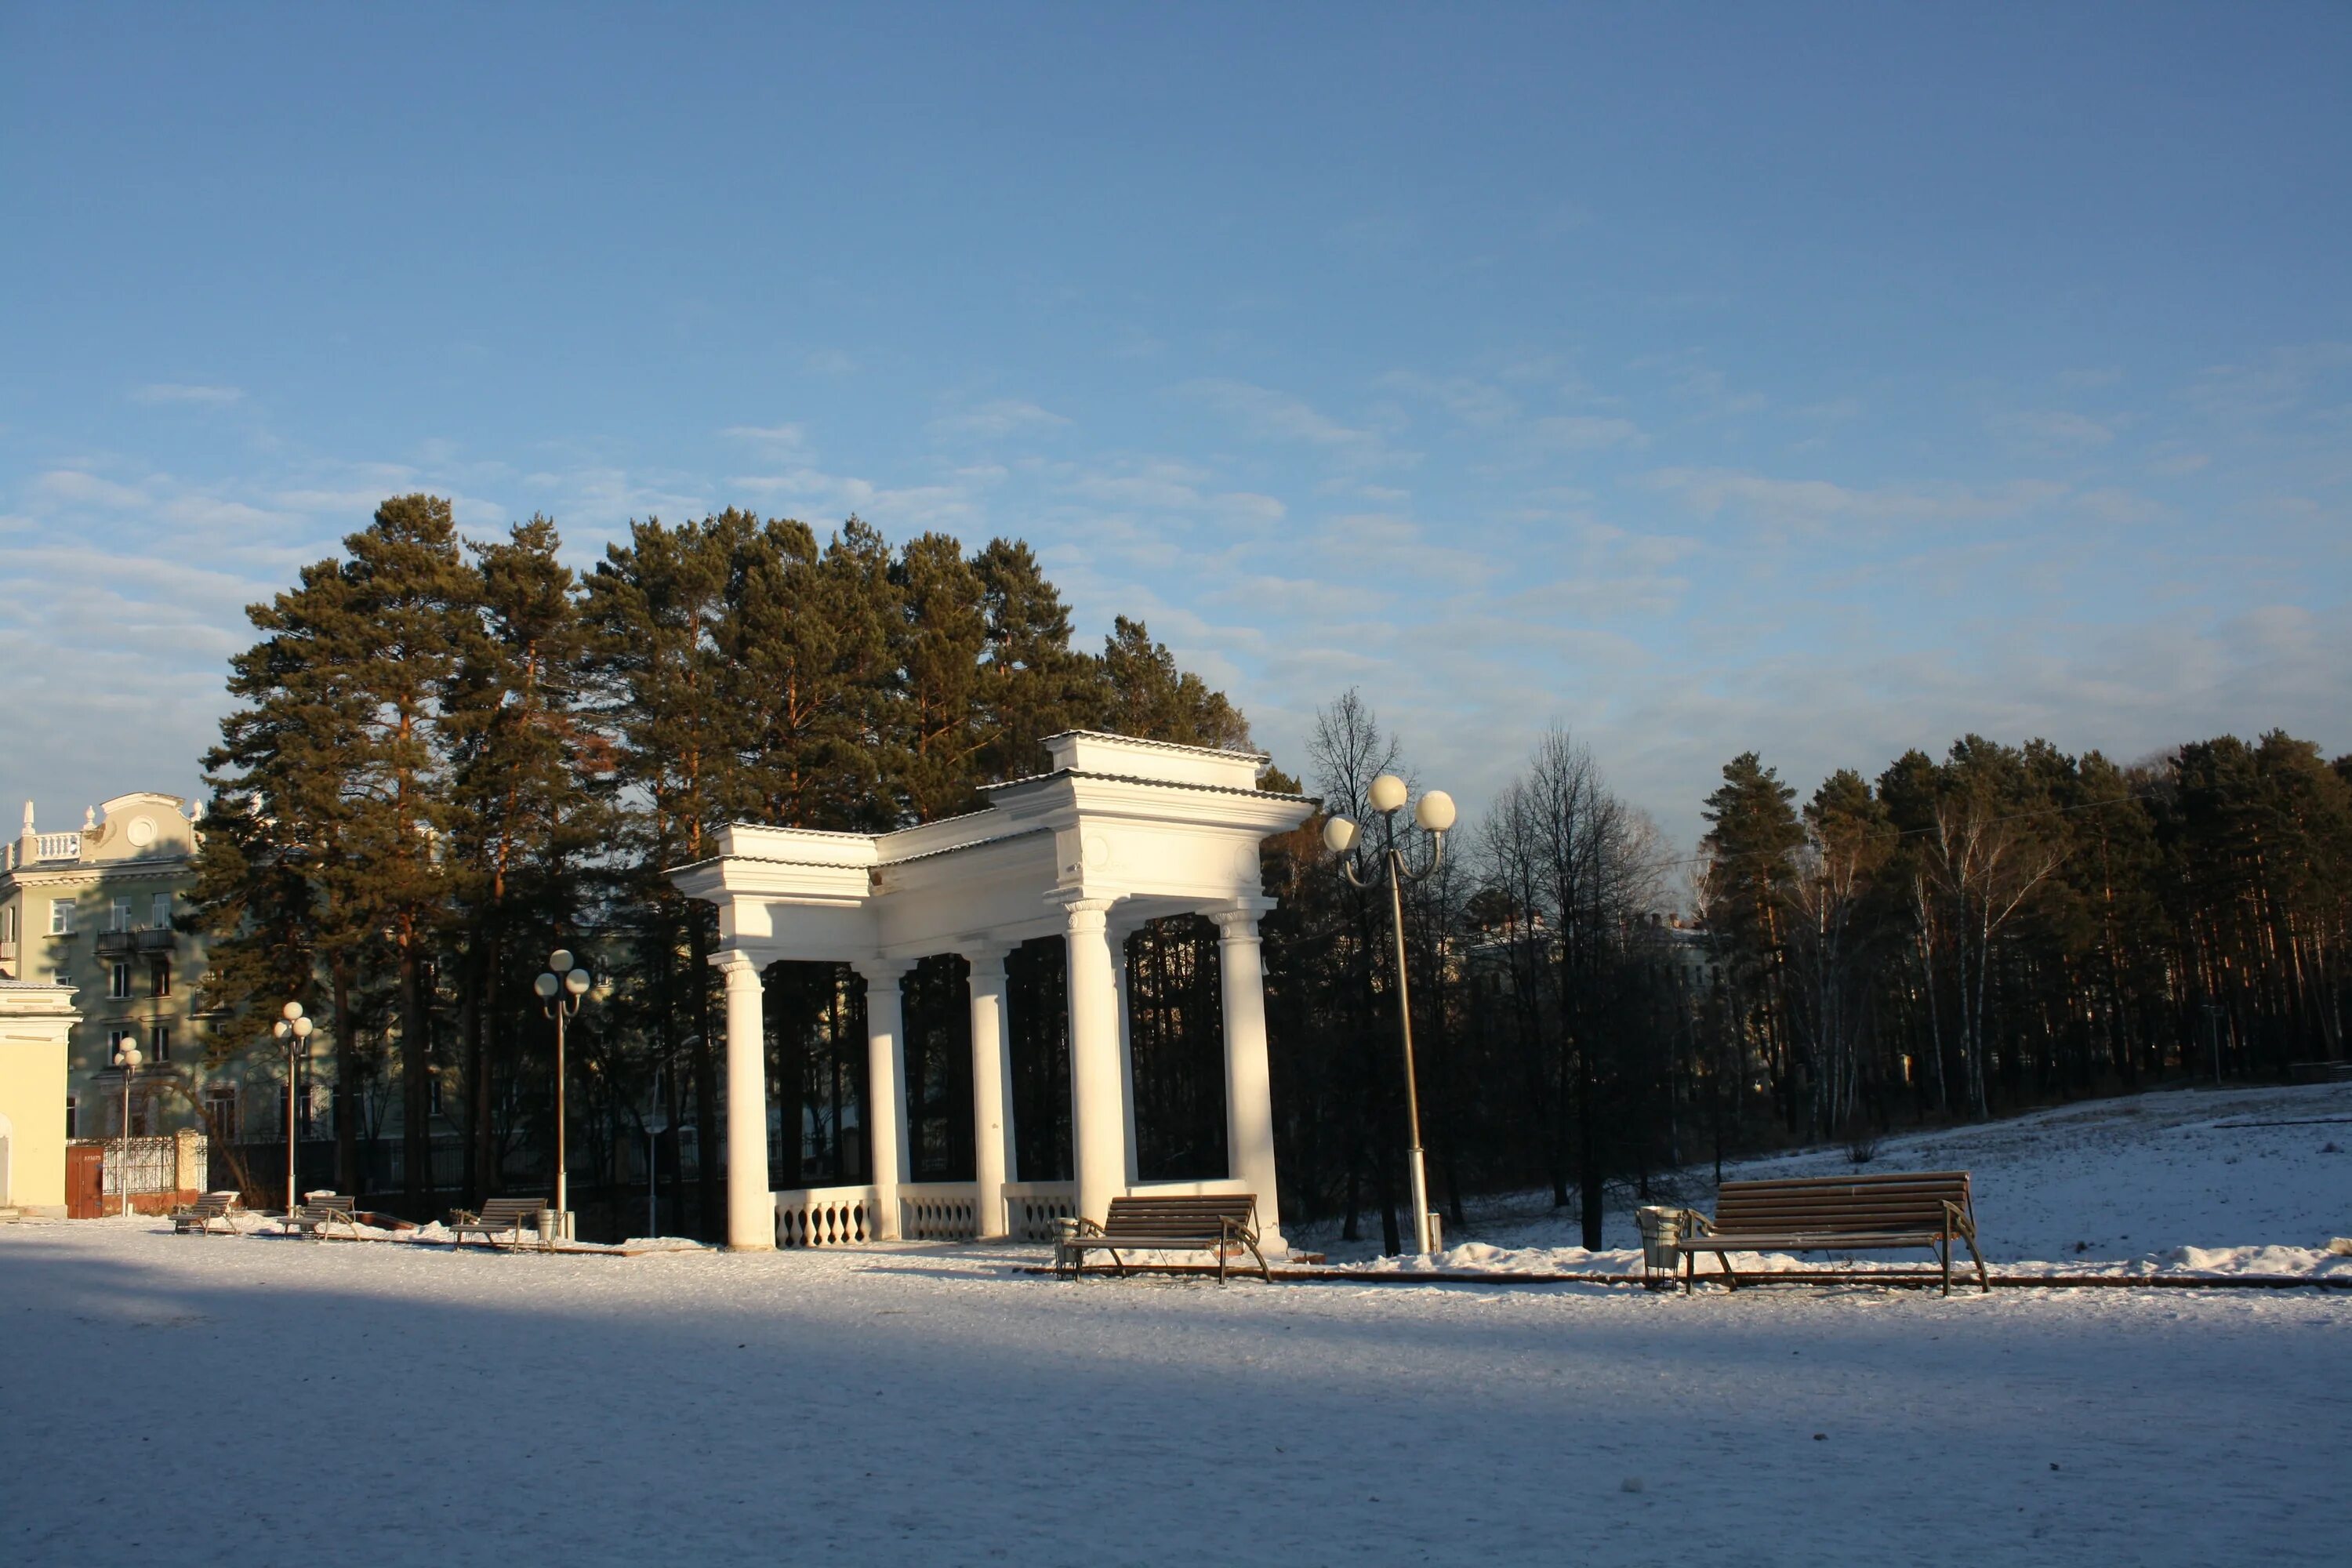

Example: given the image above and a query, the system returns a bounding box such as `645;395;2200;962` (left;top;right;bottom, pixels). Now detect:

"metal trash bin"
1635;1206;1683;1290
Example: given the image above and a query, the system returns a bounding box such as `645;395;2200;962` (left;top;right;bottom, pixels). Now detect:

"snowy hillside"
1303;1080;2352;1276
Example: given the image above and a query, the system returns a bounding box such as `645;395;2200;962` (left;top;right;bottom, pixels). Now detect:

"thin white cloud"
1990;408;2118;448
129;383;243;406
1180;379;1383;453
1642;467;2068;535
1530;415;1646;452
720;423;815;460
2185;341;2352;426
928;400;1070;441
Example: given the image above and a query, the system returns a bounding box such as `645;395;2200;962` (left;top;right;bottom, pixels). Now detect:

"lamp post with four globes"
271;1003;315;1214
1321;773;1456;1257
534;949;609;1235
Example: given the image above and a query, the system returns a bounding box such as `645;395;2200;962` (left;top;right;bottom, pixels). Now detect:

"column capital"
960;942;1011;984
1054;895;1117;935
713;949;767;982
1209;899;1276;940
850;955;916;985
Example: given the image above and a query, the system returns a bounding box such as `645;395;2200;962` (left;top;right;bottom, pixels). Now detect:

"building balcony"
94;927;177;957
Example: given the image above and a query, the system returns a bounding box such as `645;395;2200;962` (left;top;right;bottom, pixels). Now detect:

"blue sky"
3;4;2347;862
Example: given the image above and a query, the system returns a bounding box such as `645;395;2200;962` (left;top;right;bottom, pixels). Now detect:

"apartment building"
0;794;229;1142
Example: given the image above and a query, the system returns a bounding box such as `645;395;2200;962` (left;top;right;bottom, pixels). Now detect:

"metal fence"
100;1135;204;1196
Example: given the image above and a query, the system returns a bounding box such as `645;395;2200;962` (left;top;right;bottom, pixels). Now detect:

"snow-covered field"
4;1081;2348;1567
1316;1080;2352;1280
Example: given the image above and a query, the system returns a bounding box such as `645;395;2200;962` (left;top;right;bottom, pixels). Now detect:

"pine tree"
334;495;474;1213
972;538;1096;782
442;515;609;1205
889;532;989;821
1095;617;1251;748
197;538;389;1195
582;514;745;1236
718;516;887;830
1698;753;1805;1128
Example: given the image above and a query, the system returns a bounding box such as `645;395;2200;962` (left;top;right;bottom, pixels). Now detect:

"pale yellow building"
0;980;75;1214
0;794;233;1149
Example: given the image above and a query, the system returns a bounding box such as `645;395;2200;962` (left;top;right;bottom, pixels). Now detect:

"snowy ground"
5;1081;2349;1566
1307;1080;2352;1280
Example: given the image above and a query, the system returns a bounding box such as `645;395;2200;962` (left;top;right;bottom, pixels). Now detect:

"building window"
110;896;133;932
151;958;171;997
151;891;172;928
49;900;74;935
2;904;14;943
110;962;132;1000
65;1095;78;1138
151;1024;171;1063
203;1086;237;1138
109;1026;140;1061
429;1076;444;1116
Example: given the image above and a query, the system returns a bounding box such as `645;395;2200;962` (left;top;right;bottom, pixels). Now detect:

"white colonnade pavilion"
670;731;1316;1253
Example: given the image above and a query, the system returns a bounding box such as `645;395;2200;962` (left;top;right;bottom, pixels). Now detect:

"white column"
855;958;913;1241
964;946;1016;1240
717;951;774;1251
1112;922;1141;1184
1213;905;1284;1250
1062;898;1127;1227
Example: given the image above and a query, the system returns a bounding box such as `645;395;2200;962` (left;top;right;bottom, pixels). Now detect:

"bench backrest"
478;1198;548;1224
191;1193;238;1214
1101;1194;1258;1239
1712;1171;1972;1235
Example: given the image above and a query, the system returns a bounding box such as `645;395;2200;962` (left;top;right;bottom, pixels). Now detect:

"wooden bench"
172;1192;241;1236
1056;1194;1270;1283
1675;1171;1989;1295
448;1197;550;1250
282;1193;364;1241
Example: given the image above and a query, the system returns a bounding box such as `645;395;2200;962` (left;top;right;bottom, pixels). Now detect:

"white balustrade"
898;1181;980;1241
777;1178;1086;1246
36;832;82;862
774;1184;878;1247
1003;1181;1076;1242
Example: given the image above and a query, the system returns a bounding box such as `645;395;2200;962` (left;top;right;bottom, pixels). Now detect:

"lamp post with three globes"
1322;772;1456;1257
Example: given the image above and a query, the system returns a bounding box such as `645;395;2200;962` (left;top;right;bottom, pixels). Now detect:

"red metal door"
67;1145;105;1218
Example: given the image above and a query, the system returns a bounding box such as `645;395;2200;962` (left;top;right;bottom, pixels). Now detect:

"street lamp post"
271;1002;315;1214
533;949;606;1236
644;1067;668;1240
1323;773;1457;1257
111;1038;143;1216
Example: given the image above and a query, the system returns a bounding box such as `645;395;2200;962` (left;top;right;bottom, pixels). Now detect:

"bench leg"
1940;1237;1951;1298
1718;1251;1736;1291
1966;1234;1990;1294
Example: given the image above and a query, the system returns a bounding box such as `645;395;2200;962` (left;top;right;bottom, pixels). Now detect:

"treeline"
1693;731;2352;1136
191;495;1254;1224
1303;719;2352;1252
191;492;2351;1247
